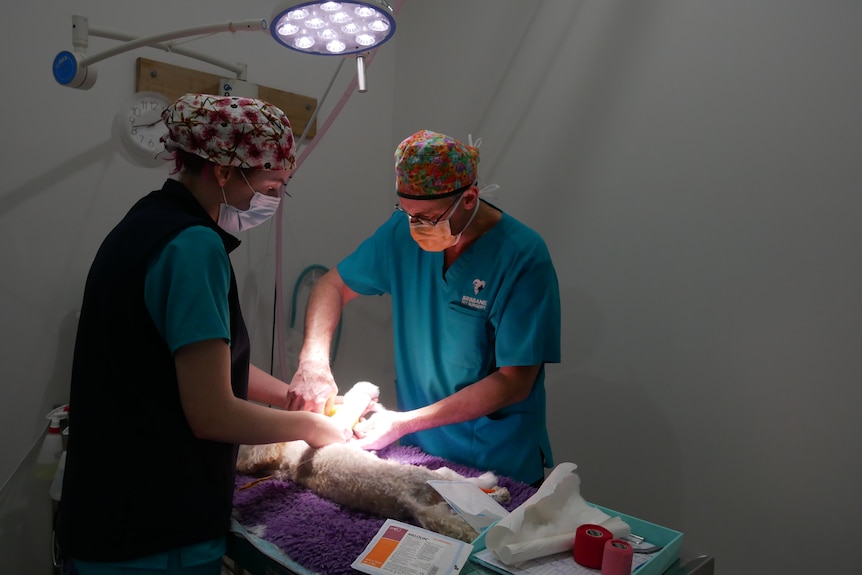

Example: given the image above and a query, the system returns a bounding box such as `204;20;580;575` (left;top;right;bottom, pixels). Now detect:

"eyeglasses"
268;182;292;198
394;194;462;227
244;175;292;198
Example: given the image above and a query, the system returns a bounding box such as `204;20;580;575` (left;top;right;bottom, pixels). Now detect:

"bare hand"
286;359;338;414
305;412;351;448
351;408;408;450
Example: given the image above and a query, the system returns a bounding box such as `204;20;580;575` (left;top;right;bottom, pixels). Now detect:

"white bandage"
330;381;380;430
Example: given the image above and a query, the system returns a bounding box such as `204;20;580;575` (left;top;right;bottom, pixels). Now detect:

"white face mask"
217;172;281;233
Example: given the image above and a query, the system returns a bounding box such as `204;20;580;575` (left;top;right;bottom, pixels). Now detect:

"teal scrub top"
338;204;561;484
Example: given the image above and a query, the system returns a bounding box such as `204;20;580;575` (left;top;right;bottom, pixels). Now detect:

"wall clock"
112;91;171;167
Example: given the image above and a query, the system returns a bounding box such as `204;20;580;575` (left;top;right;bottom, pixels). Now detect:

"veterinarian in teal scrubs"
58;94;347;575
287;130;561;486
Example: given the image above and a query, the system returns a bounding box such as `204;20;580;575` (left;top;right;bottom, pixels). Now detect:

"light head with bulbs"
270;0;395;56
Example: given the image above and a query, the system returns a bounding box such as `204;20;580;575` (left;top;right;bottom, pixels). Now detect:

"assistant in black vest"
58;94;349;573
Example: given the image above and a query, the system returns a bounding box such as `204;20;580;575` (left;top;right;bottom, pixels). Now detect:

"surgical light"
51;1;396;92
270;1;395;56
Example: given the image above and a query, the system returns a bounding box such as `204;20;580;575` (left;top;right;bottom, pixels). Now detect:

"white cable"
251;58;348;359
294;58;347;153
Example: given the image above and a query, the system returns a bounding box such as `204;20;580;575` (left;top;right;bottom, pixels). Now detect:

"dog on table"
236;382;509;542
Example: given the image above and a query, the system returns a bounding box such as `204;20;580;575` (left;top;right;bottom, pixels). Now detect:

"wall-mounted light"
51;1;396;92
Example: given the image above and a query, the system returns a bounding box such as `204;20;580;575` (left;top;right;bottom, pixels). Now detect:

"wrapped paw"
487;486;511;503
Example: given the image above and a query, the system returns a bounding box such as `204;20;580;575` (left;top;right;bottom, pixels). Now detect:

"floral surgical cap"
161;93;296;170
395;130;479;199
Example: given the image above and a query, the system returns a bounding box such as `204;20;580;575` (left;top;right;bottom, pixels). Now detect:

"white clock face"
113;91;172;167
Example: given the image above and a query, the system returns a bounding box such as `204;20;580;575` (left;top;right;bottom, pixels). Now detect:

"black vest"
58;179;251;561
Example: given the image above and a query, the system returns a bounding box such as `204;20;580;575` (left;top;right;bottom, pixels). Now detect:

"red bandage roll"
601;539;634;575
573;524;613;569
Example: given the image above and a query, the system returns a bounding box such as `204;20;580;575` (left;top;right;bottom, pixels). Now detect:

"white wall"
394;1;862;574
2;1;861;574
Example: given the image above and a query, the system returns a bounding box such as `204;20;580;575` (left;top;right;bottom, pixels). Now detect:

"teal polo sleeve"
494;250;561;366
144;225;231;354
337;214;398;296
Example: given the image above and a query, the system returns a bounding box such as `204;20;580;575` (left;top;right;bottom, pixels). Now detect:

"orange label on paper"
360;524;408;567
360;537;399;568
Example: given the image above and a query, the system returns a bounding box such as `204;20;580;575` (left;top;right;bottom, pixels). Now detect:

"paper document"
352;519;474;575
428;480;510;532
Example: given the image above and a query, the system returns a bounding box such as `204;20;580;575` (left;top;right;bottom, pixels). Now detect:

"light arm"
78;18;267;68
53;16;267;89
84;24;248;78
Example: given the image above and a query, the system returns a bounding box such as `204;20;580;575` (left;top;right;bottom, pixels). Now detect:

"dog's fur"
237;440;509;542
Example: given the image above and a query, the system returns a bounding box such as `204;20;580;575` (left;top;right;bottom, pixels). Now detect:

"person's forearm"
187;390;328;445
401;366;540;434
247;364;290;407
299;270;354;363
176;339;344;446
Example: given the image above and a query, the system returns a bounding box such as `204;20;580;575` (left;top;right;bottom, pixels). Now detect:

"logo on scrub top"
462;278;488;311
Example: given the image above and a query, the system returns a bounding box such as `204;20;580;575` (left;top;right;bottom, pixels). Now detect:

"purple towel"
232;444;537;575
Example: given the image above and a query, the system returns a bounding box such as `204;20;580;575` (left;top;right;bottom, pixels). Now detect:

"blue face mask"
217;172;281;233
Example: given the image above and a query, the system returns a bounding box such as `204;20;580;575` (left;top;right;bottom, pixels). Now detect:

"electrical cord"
269;264;344;375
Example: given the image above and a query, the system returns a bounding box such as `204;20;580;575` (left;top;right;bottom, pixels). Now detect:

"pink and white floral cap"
161;93;296;170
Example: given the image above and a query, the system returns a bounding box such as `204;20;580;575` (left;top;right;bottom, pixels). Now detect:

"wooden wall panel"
135;57;317;138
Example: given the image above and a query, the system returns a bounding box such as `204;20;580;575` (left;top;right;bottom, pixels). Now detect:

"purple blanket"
232;444;537;575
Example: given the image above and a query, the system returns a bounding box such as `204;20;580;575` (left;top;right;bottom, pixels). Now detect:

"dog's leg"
406;500;479;543
431;468;510;503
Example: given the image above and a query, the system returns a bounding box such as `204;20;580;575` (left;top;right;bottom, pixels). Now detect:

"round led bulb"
355;33;377;46
326;40;347;53
295;36;315;49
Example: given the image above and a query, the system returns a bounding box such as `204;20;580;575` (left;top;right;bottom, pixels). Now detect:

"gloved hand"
286;359;338;414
